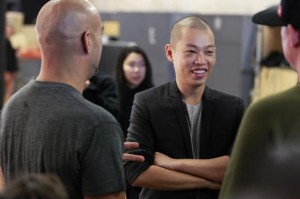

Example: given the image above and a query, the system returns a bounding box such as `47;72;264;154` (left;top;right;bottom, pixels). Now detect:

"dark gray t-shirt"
0;80;126;199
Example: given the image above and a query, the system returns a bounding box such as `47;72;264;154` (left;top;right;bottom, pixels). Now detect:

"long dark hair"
115;46;154;92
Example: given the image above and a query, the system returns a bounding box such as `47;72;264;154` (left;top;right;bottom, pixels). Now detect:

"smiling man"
124;16;245;199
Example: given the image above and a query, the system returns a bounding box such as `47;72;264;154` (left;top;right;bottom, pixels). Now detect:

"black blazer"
125;81;245;199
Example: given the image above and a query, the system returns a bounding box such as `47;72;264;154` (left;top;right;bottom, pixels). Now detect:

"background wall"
90;0;279;15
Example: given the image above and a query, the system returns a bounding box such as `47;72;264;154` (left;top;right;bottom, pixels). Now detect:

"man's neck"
36;70;86;94
179;84;205;105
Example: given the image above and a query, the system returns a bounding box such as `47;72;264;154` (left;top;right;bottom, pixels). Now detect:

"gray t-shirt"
0;80;126;199
186;102;203;159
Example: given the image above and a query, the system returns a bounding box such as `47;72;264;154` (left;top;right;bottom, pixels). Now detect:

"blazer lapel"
200;86;213;158
168;81;193;158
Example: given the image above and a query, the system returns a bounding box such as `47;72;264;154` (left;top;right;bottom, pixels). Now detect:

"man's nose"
194;52;205;64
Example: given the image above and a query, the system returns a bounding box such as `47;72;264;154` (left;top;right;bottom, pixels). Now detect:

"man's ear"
165;44;173;62
288;25;300;48
82;30;91;53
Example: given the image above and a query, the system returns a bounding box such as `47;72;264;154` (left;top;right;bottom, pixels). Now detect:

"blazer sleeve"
229;97;245;154
124;92;155;185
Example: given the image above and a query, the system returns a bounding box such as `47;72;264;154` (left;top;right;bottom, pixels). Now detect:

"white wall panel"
90;0;279;15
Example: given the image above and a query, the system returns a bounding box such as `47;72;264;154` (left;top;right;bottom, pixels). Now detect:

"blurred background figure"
219;0;300;198
115;46;153;199
116;46;154;137
0;174;68;199
4;19;18;103
83;70;119;118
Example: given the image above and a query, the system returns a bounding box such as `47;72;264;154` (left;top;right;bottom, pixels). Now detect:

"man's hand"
153;152;222;190
154;152;177;170
123;142;144;162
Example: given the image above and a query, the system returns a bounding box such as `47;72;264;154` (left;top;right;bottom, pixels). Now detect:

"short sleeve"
80;122;126;196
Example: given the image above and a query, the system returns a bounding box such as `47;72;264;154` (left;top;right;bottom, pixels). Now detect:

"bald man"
124;16;244;199
0;0;126;199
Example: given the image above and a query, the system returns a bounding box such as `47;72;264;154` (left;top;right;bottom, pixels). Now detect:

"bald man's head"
35;0;101;54
170;16;213;46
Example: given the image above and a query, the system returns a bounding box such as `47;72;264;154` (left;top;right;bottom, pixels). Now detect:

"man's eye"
186;50;196;54
206;51;215;55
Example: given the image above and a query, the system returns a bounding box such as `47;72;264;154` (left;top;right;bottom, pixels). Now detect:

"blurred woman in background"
116;46;154;137
116;45;154;199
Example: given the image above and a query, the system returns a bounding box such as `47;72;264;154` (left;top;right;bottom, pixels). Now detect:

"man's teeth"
193;69;206;74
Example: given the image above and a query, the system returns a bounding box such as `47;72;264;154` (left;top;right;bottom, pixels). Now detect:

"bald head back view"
35;0;103;92
170;16;213;46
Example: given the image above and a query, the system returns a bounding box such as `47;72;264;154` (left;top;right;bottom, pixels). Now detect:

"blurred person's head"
0;174;68;199
4;23;13;39
252;0;300;74
116;46;153;90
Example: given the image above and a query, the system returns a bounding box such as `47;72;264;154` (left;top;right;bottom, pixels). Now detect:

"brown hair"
0;174;68;199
